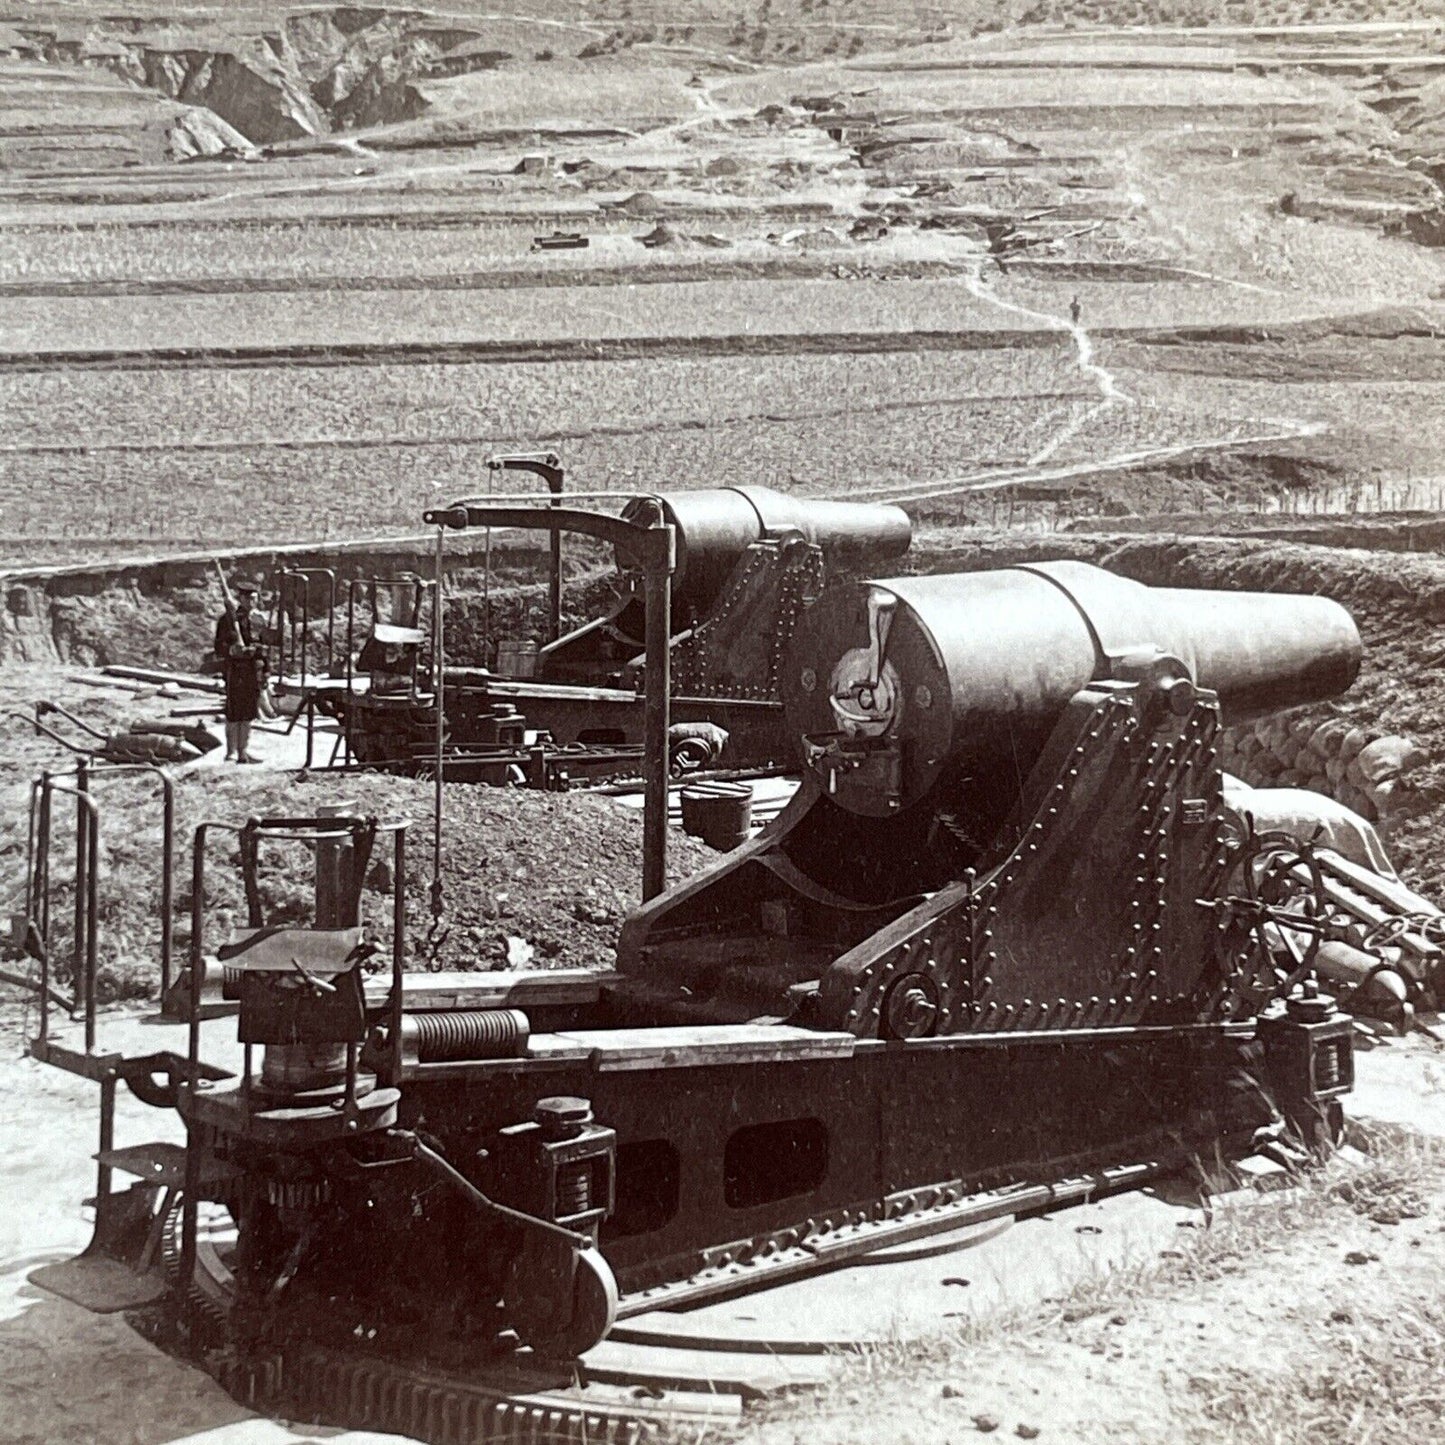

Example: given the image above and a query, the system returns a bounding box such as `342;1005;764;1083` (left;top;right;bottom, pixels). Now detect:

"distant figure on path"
215;582;265;763
1069;294;1082;327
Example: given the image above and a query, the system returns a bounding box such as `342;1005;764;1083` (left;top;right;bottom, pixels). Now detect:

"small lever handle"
290;956;338;995
863;589;896;692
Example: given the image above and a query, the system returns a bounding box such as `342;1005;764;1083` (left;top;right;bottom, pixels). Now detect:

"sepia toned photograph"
1;3;1443;1442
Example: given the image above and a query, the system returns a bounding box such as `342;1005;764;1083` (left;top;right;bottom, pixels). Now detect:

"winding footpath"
856;246;1322;507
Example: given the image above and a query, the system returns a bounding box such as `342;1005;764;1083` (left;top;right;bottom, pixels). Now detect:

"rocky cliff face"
18;7;517;150
127;42;329;142
165;105;257;161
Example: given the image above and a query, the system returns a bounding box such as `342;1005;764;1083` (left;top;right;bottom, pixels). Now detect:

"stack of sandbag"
101;721;220;765
1218;708;1428;825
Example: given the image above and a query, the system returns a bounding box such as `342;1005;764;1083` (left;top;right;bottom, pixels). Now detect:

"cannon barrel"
621;486;912;610
782;560;1362;816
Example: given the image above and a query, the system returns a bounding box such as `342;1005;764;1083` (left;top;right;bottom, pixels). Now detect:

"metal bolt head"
885;978;939;1040
535;1095;592;1139
1286;991;1335;1024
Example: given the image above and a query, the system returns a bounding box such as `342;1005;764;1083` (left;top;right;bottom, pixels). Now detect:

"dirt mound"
637;222;731;250
0;757;714;1003
608;191;665;216
781;227;848;250
638;221;683;248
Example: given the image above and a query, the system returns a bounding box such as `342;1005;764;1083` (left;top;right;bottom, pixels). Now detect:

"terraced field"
2;7;1444;568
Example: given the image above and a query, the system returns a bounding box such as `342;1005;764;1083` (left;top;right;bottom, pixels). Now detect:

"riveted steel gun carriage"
29;559;1369;1441
326;473;912;781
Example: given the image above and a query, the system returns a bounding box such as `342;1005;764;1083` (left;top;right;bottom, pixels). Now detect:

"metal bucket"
496;640;538;678
680;781;754;851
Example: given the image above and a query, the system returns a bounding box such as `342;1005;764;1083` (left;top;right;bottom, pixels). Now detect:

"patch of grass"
721;1123;1445;1445
1194;1301;1445;1445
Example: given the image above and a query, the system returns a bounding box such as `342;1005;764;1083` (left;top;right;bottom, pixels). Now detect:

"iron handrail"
39;780;99;1052
438;488;665;506
27;760;177;1000
278;566;337;691
485;454;565;644
4;706;90;755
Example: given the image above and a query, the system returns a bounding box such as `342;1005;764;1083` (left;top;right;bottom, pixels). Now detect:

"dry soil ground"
7;5;1445;1445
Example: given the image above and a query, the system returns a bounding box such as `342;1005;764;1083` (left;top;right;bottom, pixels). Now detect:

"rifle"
213;559;238;627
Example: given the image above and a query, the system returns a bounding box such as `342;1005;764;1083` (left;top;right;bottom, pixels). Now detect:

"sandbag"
1354;735;1428;786
1339;727;1370;761
1221;776;1396;877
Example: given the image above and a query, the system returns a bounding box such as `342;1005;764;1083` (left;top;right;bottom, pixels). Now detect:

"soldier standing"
215;582;265;763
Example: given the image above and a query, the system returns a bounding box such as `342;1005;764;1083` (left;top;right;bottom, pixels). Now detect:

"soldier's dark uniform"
215;586;265;761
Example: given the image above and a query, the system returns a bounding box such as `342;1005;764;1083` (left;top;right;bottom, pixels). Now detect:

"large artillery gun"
25;558;1421;1443
296;462;910;782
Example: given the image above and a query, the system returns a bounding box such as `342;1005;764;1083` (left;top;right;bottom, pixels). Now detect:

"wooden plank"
68;672;150;694
104;664;223;694
465;677;636;704
364;968;622;1011
525;1033;597;1058
552;1024;857;1071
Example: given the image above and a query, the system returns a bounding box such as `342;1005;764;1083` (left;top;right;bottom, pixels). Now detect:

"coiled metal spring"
266;1176;333;1211
556;1161;593;1218
1315;1040;1346;1091
402;1007;529;1063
